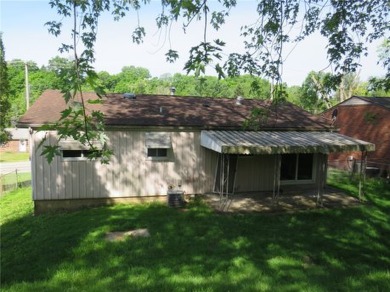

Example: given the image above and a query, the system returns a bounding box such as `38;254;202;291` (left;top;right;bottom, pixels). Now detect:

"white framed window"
59;139;102;162
61;149;101;161
147;148;168;158
280;153;314;183
145;132;171;161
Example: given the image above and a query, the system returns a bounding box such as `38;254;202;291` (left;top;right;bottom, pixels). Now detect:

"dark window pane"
157;148;167;157
63;150;83;158
147;148;157;157
280;154;297;180
297;154;313;180
147;148;167;157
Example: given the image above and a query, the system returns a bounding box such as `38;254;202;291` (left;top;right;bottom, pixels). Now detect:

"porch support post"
316;154;321;206
219;153;232;210
316;153;325;207
219;153;225;207
358;151;367;201
272;154;281;205
272;155;276;203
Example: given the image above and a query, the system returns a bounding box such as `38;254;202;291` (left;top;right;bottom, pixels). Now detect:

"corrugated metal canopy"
200;130;375;154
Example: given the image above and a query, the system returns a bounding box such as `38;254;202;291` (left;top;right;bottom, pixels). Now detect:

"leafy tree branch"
40;0;389;163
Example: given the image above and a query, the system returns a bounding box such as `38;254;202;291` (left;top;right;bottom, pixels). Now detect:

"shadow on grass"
1;186;390;291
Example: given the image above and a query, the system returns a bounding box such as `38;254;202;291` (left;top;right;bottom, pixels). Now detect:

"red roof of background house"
18;89;329;131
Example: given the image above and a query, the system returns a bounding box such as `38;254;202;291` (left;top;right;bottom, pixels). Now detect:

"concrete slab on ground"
203;186;361;213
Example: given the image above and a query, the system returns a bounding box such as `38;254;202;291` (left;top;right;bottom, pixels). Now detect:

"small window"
62;150;100;160
145;133;171;161
147;148;167;158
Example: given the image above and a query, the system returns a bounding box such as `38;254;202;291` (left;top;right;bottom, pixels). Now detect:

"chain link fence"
329;159;389;180
0;170;31;195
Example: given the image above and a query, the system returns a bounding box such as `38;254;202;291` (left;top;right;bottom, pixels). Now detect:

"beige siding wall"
234;153;320;192
235;155;276;192
32;130;323;201
32;130;218;201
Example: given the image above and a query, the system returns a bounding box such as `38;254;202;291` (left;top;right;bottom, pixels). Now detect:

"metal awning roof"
200;130;375;154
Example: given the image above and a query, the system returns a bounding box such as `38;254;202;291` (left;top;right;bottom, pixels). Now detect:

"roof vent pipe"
170;87;176;96
236;96;244;105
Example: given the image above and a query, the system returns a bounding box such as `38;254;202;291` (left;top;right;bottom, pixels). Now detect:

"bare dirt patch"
105;228;150;242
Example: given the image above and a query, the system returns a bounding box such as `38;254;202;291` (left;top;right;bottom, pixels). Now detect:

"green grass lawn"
1;173;389;291
0;151;30;162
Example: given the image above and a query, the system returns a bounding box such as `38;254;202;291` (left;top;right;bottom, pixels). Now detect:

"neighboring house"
0;128;29;153
322;96;390;176
18;90;374;214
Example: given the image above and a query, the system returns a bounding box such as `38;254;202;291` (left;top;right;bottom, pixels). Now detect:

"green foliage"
0;152;30;162
299;71;337;113
184;40;226;77
40;1;114;164
169;73;271;98
40;0;389;162
113;66;151;93
285;85;302;105
6;58;67;124
363;112;379;125
243;106;270;130
0;34;11;143
369;38;390;94
47;0;389;87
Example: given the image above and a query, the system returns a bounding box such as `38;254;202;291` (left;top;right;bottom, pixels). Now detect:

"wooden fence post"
15;169;19;190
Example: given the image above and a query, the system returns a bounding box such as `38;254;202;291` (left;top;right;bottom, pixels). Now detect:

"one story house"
0;128;29;153
322;96;390;177
18;90;374;213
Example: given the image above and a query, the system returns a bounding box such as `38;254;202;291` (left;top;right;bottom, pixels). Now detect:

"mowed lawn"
0;151;29;162
1;172;389;291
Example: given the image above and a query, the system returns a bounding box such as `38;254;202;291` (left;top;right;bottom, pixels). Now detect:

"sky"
0;0;386;86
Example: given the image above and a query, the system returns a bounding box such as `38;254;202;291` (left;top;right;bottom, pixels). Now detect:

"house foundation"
34;196;167;215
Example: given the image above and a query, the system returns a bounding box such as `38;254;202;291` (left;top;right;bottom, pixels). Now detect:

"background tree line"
4;56;388;126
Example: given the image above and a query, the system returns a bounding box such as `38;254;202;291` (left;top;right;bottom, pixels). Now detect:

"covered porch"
200;130;375;210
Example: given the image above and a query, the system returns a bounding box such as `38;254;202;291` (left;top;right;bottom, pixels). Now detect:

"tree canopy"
38;0;389;163
0;33;11;143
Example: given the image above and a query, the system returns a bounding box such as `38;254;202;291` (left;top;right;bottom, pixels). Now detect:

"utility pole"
24;62;30;110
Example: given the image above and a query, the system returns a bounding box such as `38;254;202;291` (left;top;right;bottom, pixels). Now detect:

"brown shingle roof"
18;89;329;131
351;96;390;110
